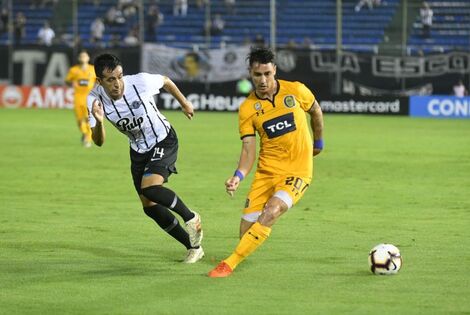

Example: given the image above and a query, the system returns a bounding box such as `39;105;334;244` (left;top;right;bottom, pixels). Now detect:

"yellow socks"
224;222;272;270
79;120;92;142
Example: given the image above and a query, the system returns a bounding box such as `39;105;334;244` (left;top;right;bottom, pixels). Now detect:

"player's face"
78;52;90;65
250;62;276;97
98;65;124;100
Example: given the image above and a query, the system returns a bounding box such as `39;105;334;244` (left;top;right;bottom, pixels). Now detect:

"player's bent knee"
242;211;261;223
141;185;162;201
141;173;165;188
259;206;283;225
272;190;293;209
139;194;156;208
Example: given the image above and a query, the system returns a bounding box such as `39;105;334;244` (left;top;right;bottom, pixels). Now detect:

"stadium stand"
408;0;470;54
1;0;400;51
276;0;400;52
0;2;54;45
151;0;401;51
1;0;467;54
0;0;139;47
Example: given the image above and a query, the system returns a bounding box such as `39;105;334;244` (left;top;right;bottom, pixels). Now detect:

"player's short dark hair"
247;47;275;67
94;53;122;78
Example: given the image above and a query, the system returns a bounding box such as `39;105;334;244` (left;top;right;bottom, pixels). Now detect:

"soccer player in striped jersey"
87;53;204;263
208;47;324;277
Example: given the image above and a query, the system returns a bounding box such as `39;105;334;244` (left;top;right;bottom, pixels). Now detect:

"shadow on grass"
2;240;160;258
0;240;190;283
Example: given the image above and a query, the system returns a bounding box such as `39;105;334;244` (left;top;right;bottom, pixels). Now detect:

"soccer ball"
368;244;402;275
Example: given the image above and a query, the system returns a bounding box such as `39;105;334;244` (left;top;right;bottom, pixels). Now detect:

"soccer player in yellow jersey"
65;50;96;147
208;47;324;277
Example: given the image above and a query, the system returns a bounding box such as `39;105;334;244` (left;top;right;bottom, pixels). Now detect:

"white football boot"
185;212;203;247
183;246;205;264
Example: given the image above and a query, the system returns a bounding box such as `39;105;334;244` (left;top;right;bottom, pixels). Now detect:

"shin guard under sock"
224;222;272;270
143;204;192;249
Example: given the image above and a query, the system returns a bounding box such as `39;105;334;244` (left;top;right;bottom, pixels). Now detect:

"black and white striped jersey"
87;73;171;153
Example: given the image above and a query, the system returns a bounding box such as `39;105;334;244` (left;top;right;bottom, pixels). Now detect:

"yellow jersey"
238;80;315;180
65;64;96;96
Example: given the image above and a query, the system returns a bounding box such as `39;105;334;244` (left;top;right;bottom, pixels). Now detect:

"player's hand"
225;176;240;197
181;101;194;120
313;148;322;156
92;100;104;123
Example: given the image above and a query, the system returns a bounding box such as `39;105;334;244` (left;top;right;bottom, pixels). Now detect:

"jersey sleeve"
296;82;316;112
65;67;75;83
86;89;99;128
139;73;165;95
238;103;255;139
90;66;97;86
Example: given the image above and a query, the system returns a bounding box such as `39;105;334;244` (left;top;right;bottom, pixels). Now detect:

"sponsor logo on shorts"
262;112;296;138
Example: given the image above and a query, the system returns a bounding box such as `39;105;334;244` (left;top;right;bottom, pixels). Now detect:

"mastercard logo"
2;86;23;108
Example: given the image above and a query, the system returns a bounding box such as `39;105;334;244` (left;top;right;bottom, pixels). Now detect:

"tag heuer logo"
284;95;295;108
254;102;262;111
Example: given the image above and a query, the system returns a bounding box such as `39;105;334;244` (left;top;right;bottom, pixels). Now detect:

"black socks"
142;185;195;222
143;204;192;249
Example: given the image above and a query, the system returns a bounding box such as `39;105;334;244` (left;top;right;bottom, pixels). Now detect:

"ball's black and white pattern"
368;244;402;275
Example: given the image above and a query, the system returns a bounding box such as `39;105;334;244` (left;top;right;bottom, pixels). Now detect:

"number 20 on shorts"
285;176;309;196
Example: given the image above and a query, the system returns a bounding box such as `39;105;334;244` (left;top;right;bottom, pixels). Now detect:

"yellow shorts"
74;103;88;122
74;94;89;121
243;174;311;222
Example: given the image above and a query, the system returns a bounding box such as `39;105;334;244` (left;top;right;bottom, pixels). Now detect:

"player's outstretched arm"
91;100;106;146
309;100;324;156
162;76;194;120
225;136;256;197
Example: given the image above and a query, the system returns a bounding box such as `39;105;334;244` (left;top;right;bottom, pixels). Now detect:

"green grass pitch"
0;108;469;314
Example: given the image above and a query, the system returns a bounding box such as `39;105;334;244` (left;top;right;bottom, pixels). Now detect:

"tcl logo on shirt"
262;113;296;138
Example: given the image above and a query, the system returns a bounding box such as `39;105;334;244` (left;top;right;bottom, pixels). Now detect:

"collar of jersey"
254;79;280;103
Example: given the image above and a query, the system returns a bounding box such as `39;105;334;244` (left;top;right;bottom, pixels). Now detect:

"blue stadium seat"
408;0;470;52
3;0;446;53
